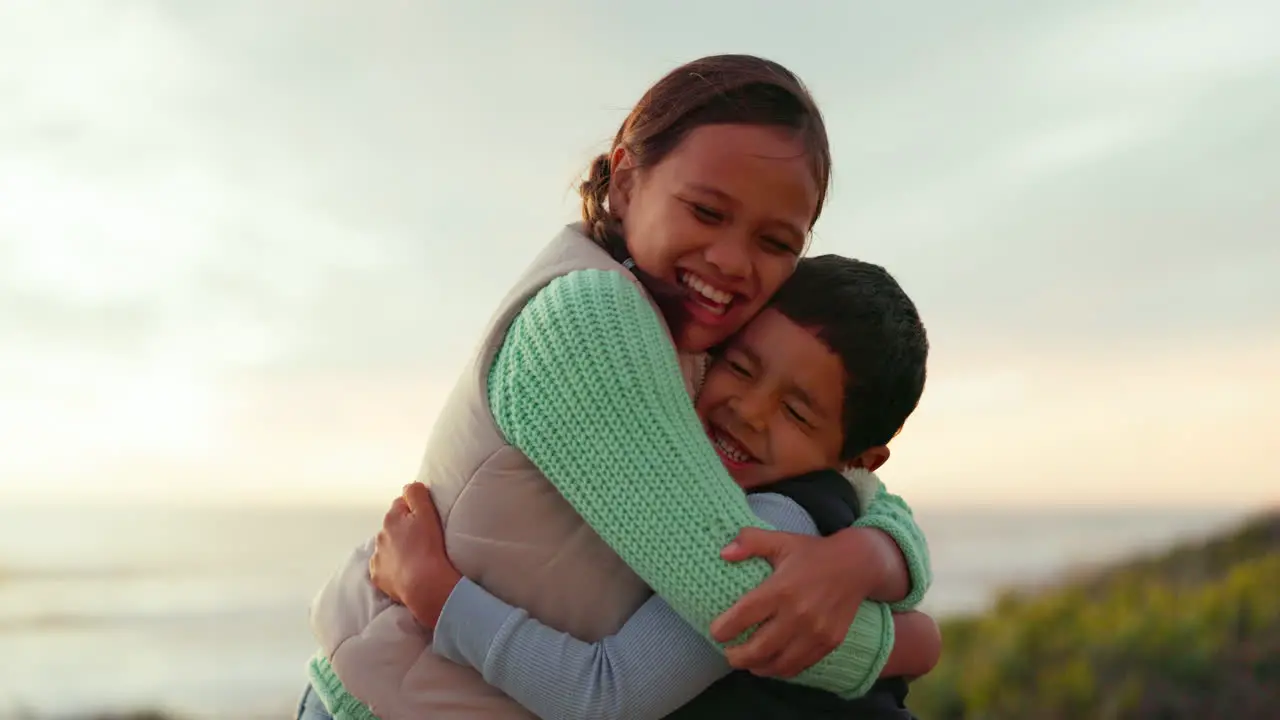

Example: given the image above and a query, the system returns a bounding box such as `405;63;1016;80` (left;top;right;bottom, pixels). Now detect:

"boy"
412;255;937;719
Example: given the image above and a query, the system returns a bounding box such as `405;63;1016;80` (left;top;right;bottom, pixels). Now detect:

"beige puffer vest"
308;225;707;718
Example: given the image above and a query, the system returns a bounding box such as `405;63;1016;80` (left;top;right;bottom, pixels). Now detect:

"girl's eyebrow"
684;183;805;244
685;183;736;205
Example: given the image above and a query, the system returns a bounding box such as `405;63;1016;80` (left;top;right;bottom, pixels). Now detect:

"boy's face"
695;308;849;489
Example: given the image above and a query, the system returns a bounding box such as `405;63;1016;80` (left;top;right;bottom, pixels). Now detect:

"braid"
579;153;618;244
577;151;628;262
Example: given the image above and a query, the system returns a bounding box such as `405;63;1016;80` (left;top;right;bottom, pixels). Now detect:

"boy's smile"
706;421;760;469
695;308;847;490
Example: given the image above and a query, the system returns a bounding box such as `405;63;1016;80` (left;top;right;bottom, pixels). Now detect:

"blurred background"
1;1;1276;718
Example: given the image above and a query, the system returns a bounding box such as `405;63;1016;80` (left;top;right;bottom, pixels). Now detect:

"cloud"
8;336;1274;508
0;368;454;505
1029;1;1280;90
0;0;606;378
2;0;1277;507
808;1;1280;346
888;335;1280;507
6;0;1276;370
997;114;1167;177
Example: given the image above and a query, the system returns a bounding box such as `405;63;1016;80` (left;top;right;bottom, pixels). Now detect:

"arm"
432;494;821;720
852;479;932;611
880;611;942;679
706;475;931;677
487;269;891;697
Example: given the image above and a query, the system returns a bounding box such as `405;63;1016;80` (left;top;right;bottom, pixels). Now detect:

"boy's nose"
730;392;770;432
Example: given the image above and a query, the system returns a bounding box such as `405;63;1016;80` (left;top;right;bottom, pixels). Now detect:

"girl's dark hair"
578;54;832;262
578;56;829;335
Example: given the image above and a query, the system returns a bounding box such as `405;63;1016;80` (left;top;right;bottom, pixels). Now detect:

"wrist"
403;562;462;629
853;510;931;610
838;528;897;601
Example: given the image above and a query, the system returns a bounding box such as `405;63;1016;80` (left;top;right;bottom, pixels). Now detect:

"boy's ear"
847;445;890;473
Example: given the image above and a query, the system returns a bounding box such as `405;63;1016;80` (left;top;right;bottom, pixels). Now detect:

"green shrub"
909;512;1280;719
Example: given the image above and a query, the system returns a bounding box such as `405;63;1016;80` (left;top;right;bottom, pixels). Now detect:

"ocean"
0;503;1252;719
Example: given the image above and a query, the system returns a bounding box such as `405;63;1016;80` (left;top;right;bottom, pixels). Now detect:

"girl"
302;54;931;720
365;254;942;719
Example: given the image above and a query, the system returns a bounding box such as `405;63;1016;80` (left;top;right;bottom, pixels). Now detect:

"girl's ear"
608;145;637;219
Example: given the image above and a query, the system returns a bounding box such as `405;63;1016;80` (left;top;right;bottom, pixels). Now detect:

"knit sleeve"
487;269;892;698
855;482;933;611
429;494;822;720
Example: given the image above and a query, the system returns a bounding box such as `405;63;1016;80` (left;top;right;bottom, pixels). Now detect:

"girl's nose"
703;237;751;281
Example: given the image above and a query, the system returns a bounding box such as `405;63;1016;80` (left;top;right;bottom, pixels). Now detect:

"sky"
1;0;1277;508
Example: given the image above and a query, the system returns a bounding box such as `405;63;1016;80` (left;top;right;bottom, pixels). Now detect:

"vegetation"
909;510;1280;719
9;513;1275;719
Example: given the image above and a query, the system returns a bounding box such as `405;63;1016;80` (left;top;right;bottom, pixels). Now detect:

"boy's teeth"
679;272;733;307
713;430;751;463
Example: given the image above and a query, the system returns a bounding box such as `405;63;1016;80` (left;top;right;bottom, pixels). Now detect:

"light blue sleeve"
431;493;821;720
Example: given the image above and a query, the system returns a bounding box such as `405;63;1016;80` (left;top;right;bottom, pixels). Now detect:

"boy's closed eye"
783;403;811;427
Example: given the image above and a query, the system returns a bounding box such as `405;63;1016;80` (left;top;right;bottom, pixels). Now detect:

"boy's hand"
711;527;891;678
369;482;462;629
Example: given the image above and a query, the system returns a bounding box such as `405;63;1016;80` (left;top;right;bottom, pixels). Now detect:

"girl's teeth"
680;272;733;306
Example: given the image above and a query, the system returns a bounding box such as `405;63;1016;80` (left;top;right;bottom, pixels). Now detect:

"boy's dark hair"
768;255;929;459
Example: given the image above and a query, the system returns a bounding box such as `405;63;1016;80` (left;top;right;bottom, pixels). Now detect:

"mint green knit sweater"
488;269;931;698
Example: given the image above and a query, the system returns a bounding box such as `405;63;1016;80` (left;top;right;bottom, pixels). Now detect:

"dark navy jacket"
664;469;917;719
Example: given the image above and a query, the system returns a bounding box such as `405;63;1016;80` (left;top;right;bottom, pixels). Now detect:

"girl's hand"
710;527;892;678
369;482;461;629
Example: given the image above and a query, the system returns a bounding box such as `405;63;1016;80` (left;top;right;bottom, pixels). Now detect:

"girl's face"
609;124;820;353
